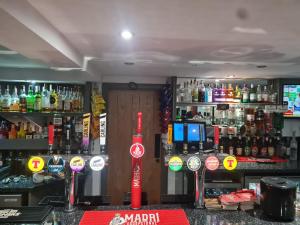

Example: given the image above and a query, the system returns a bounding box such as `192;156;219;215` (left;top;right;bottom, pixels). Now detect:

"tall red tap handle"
136;112;142;135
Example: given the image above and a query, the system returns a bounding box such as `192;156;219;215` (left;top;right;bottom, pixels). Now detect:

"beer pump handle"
69;171;75;205
214;125;220;150
136;112;142;135
48;124;54;154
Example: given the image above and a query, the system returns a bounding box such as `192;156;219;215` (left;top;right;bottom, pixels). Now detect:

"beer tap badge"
47;156;65;173
223;156;238;171
28;156;45;172
186;156;201;171
205;156;220;171
130;143;145;158
89;156;105;171
70;156;85;172
168;156;183;172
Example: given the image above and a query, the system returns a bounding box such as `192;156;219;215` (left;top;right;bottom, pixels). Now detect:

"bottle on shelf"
226;83;234;102
262;85;269;103
10;86;20;112
256;84;262;103
19;85;27;113
50;84;58;111
234;85;241;103
236;134;243;156
290;131;298;161
260;134;268;157
213;82;220;102
249;83;257;103
228;134;235;155
34;85;42;112
205;83;213;103
42;84;50;112
8;124;17;139
57;86;64;112
244;136;251;156
192;79;198;102
63;87;72;112
219;84;226;102
185;81;192;103
268;136;275;157
65;116;72;154
17;123;26;139
25;122;33;139
2;85;11;112
242;84;249;103
26;85;35;112
251;137;258;157
269;84;277;103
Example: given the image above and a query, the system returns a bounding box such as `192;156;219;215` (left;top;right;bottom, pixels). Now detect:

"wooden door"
107;90;161;205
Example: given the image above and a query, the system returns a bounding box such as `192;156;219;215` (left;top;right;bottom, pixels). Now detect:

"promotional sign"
205;156;220;171
99;113;107;146
89;156;105;171
186;156;201;171
82;113;91;153
70;156;85;172
130;143;145;158
168;156;183;172
223;156;238;171
167;124;172;145
79;209;190;225
28;156;45;173
47;156;64;173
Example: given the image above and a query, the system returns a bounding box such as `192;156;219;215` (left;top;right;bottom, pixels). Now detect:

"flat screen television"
283;84;300;117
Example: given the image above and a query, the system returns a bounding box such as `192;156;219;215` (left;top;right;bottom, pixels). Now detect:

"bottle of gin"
2;85;11;112
42;84;50;112
249;83;257;103
26;85;35;112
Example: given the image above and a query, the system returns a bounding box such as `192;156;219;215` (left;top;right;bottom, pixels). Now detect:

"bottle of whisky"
8;124;17;139
10;86;20;112
34;86;42;112
249;83;257;103
26;85;35;112
19;86;27;112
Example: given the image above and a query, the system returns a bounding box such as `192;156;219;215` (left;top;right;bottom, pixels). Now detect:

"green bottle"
26;85;35;112
34;86;42;112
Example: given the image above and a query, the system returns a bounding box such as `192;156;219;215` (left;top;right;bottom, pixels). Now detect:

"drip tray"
0;206;52;224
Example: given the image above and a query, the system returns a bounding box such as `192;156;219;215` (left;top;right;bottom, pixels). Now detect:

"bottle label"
262;94;268;102
251;147;258;156
242;93;249;102
250;93;256;102
50;96;56;105
257;94;262;102
34;98;42;111
236;147;243;156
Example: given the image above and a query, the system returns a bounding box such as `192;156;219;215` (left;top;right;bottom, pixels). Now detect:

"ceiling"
0;0;300;83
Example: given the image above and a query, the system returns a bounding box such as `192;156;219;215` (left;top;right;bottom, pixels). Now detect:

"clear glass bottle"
42;84;50;112
57;86;64;111
290;131;298;161
26;85;35;112
249;83;257;103
269;84;277;103
50;84;58;111
34;86;42;112
63;88;71;112
10;86;20;112
262;85;269;102
242;84;249;103
206;83;213;103
2;85;11;112
256;85;262;103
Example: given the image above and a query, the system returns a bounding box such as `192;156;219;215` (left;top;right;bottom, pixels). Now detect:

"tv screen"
283;84;300;117
187;124;200;142
173;123;184;142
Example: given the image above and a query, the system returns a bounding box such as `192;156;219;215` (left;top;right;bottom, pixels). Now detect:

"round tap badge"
168;156;183;172
89;156;105;171
28;156;45;173
47;156;65;173
223;156;238;171
205;156;220;171
70;156;85;172
130;143;145;158
187;156;201;172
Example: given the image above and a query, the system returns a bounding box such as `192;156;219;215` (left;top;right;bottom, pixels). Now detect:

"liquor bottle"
2;85;11;112
249;83;257;103
26;85;35;112
192;79;198;102
19;86;27;112
260;135;268;157
262;86;269;102
213;82;220;102
290;131;298;161
242;84;249;103
50;84;58;111
256;85;262;103
42;84;50;112
236;134;243;156
251;137;258;157
63;88;72;112
57;86;64;111
25;122;33;139
10;86;20;112
65;116;72;154
233;85;241;103
228;134;235;155
17;123;26;139
198;80;205;102
226;83;234;102
244;136;251;156
185;81;192;103
178;83;185;103
219;84;226;102
73;87;80;112
268;136;275;157
269;84;277;103
206;83;213;103
34;86;42;112
8;124;17;139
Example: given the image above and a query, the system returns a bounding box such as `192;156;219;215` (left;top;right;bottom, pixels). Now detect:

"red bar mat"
237;156;288;163
79;209;190;225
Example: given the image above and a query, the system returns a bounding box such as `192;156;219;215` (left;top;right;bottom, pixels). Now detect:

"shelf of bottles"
0;82;84;114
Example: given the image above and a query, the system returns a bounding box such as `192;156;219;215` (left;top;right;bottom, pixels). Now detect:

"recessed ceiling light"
232;26;267;35
121;30;133;40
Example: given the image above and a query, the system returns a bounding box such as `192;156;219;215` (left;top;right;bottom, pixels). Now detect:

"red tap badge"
130;143;145;158
205;156;219;171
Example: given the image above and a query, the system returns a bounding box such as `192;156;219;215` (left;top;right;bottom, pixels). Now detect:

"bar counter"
41;205;300;225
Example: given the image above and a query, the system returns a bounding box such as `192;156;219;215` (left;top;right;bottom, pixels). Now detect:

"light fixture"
50;67;83;71
226;75;235;79
121;30;133;40
0;50;18;55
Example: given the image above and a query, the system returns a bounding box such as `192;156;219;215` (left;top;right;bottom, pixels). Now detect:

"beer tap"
48;122;54;155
